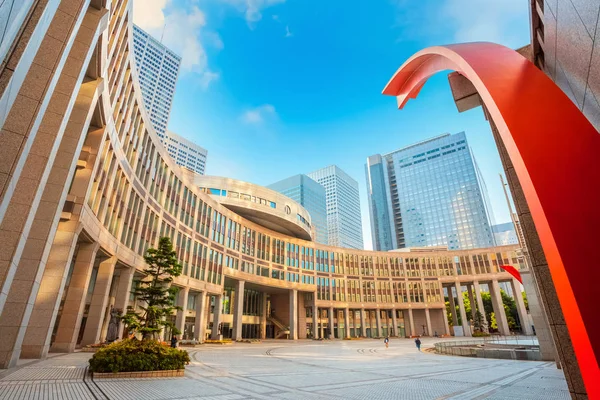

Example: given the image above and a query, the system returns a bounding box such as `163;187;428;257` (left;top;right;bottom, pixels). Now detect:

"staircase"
268;314;290;339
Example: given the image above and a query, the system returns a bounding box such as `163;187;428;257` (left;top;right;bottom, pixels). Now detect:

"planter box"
80;348;100;353
92;369;185;379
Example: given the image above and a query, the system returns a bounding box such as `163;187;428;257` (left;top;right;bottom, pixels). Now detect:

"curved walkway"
0;339;569;400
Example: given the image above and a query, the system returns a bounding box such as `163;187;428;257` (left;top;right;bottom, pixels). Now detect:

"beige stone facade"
0;0;532;375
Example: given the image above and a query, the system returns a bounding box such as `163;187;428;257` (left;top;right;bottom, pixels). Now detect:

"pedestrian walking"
171;335;178;348
384;336;389;348
415;337;421;351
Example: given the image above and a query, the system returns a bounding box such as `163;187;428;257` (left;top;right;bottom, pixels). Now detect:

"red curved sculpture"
382;42;599;396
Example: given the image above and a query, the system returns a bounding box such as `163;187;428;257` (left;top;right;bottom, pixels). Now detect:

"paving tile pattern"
0;338;570;400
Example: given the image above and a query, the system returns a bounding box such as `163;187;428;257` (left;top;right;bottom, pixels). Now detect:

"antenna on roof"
160;23;166;43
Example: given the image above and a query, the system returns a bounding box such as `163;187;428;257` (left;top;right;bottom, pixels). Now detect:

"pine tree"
121;237;183;340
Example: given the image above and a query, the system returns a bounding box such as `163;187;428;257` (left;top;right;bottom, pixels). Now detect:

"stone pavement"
0;338;570;400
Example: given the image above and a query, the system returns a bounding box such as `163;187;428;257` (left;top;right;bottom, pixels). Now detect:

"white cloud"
221;0;286;27
133;0;169;31
242;104;276;123
199;71;220;88
132;0;220;87
285;25;292;38
441;0;529;46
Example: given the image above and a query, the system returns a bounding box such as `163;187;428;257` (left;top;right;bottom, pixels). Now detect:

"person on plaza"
170;335;178;348
384;336;389;348
415;337;422;351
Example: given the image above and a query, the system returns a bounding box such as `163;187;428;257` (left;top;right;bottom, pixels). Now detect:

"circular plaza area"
0;338;569;400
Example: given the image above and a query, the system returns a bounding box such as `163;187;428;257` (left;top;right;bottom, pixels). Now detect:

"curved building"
0;0;528;369
184;173;315;241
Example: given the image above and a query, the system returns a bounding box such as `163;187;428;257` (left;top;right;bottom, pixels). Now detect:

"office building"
0;0;537;374
268;175;328;244
164;131;208;175
365;155;397;251
308;166;364;250
132;24;181;138
492;223;519;246
366;132;495;251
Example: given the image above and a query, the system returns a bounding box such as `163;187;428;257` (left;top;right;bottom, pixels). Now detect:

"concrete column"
467;285;477;322
260;294;267;339
194;292;206;343
233;280;245;341
391;310;398;337
319;309;325;339
425;308;432;336
22;229;82;359
375;309;381;338
447;287;459;327
360;309;367;337
328;307;334;339
175;287;189;339
490;280;510;335
511;279;533;335
289;289;298;340
51;243;100;352
80;257;117;345
442;306;451;336
211;294;223;340
473;281;489;333
521;270;557;361
312;304;318;339
113;267;135;340
344;308;351;338
408;308;415;337
454;282;471;337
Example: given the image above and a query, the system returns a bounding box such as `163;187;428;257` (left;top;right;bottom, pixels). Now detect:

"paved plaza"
0;339;569;400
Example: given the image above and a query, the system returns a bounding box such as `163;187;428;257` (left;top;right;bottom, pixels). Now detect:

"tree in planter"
121;237;183;340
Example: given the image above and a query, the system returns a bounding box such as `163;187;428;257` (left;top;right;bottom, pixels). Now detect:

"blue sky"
133;0;531;250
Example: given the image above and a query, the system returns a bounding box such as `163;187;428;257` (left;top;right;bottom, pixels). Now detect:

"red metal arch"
383;42;599;396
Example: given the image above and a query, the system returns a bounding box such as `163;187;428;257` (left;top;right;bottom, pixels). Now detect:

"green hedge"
472;331;491;337
89;339;190;373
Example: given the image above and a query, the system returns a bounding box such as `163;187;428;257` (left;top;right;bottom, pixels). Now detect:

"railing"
482;335;539;346
434;335;541;360
267;314;288;331
267;315;290;339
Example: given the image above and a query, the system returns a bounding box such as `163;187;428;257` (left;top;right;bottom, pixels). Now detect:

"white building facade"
308;166;364;250
133;25;208;175
132;24;181;139
164;131;208;175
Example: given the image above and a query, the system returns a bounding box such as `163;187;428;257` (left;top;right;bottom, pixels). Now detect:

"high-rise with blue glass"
268;175;329;245
366;132;495;251
307;166;364;250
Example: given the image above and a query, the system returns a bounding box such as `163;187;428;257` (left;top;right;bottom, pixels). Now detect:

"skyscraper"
307;166;364;250
132;25;209;175
366;132;495;250
365;155;397;251
267;175;328;244
132;24;181;139
492;222;519;246
163;131;208;175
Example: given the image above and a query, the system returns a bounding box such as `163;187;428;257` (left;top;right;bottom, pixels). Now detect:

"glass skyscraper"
366;155;397;251
268;175;329;245
307;166;364;250
366;132;495;251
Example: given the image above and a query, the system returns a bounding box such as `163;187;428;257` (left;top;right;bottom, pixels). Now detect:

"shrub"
89;338;190;373
472;331;491;337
